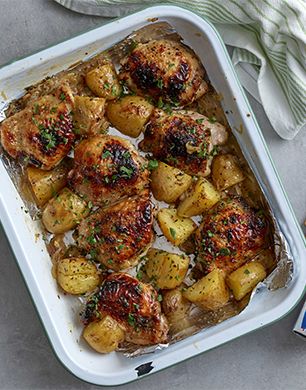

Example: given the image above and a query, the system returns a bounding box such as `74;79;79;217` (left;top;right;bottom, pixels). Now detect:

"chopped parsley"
148;159;159;170
156;79;164;89
127;313;136;327
157;97;164;109
196;118;204;124
120;166;134;178
207;230;214;238
219;248;231;256
111;85;117;95
157;294;163;302
208;116;217;123
40;129;57;150
60;92;66;101
102;150;112;159
169;227;176;240
244;269;251;275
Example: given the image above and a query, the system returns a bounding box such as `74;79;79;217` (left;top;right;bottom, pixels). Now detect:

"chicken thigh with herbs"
119;39;208;106
139;109;228;176
76;192;154;271
84;273;169;345
68;134;149;206
195;197;267;275
0;86;75;170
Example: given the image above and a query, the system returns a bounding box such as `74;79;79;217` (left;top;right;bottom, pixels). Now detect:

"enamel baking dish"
0;5;305;386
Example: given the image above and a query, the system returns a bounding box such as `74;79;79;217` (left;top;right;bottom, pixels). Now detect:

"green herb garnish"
102;150;112;159
169;227;176;240
148;159;159;170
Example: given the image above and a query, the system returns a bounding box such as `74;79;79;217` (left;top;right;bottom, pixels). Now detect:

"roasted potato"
56;257;100;295
85;64;121;100
212;154;244;191
226;261;267;301
42;188;89;234
157;208;197;246
26;159;72;206
177;178;220;217
73;96;108;136
150;162;192;203
162;286;192;333
144;248;189;289
83;315;125;353
183;269;229;311
106;95;154;137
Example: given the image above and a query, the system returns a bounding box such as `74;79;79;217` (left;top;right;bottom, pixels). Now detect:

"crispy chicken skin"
119;40;208;106
195;197;267;275
76;193;154;271
0;87;75;170
84;273;169;345
139;109;228;176
68;134;149;206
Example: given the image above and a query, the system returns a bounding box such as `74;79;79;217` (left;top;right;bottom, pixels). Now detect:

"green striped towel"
56;0;306;140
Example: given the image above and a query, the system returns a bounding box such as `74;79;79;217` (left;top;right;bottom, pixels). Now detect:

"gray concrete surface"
0;1;305;389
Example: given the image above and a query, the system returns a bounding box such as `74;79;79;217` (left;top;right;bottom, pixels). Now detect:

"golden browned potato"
26;159;72;206
144;248;189;289
83;315;125;353
106;96;154;138
212;154;245;191
73;96;108;136
183;269;229;311
42;188;89;234
226;261;267;301
162;286;192;333
177;178;220;217
157;208;197;246
85;64;121;100
150;162;192;204
56;257;100;295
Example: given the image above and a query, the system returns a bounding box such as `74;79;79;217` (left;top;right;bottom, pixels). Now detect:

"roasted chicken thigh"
84;273;169;345
139;109;228;176
0;86;75;170
68;134;149;206
195;197;267;275
119;39;208;106
76;193;154;271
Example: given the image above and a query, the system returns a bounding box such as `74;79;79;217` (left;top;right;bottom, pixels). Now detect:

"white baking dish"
0;5;305;386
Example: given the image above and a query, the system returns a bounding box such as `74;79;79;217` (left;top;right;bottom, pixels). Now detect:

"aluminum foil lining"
0;22;294;358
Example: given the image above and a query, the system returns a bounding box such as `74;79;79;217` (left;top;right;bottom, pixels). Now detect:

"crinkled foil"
0;22;294;358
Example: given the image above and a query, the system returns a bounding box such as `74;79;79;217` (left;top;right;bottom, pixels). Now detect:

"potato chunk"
85;64;121;100
162;287;192;333
183;269;229;311
26;159;71;206
106;96;153;138
212;154;244;191
226;261;267;301
83;316;125;353
177;178;220;217
157;208;197;246
151;162;192;204
57;257;100;295
144;248;189;289
42;188;89;234
73;96;108;136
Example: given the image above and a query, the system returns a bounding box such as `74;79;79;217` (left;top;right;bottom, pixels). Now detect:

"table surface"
0;1;305;389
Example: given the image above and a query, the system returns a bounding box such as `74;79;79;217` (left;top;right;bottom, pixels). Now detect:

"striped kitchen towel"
55;0;306;140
